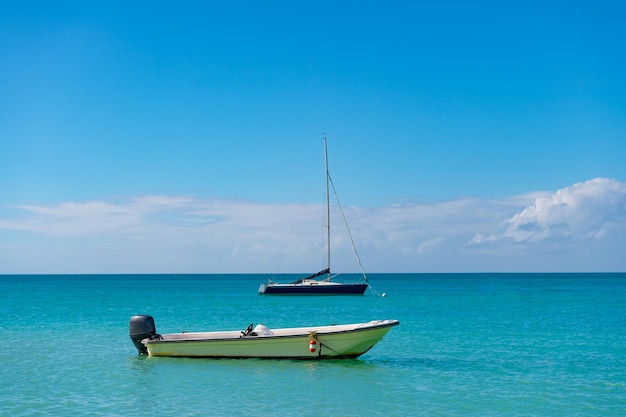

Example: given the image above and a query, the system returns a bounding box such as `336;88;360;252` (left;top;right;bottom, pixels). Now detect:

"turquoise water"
1;273;625;416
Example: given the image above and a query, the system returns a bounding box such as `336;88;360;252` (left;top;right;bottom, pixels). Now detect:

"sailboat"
258;138;369;295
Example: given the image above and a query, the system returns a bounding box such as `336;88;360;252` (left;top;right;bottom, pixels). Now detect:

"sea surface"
1;273;625;416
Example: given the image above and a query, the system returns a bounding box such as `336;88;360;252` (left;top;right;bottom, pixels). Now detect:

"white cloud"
478;178;626;244
1;178;625;273
415;237;445;254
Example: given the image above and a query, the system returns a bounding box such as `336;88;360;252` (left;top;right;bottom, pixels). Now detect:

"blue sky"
1;1;625;273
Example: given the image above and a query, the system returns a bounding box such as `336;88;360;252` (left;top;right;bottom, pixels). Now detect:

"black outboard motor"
129;315;157;355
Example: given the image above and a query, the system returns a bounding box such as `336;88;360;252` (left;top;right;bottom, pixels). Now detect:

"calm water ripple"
0;273;625;416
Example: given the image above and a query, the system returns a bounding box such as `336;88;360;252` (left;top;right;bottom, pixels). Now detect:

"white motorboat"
130;315;399;359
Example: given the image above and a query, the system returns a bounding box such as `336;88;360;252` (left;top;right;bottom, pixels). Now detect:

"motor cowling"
129;315;156;355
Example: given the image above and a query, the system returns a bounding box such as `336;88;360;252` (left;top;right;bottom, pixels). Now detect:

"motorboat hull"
140;319;399;359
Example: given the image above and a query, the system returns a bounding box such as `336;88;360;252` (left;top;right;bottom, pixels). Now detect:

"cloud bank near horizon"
1;178;625;274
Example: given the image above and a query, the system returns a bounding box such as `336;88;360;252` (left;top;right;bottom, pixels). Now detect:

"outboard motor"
129;315;157;355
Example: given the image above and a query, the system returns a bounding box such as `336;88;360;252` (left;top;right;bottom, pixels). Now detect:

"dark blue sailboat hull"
261;283;368;295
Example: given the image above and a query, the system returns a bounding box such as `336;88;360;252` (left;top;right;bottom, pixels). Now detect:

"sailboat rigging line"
327;173;368;283
328;173;384;297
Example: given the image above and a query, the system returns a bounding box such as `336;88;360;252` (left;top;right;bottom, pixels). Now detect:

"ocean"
1;273;624;416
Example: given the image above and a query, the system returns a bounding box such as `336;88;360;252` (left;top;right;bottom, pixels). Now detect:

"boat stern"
129;315;157;355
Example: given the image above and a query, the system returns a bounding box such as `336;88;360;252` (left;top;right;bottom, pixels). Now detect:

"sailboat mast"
324;137;331;280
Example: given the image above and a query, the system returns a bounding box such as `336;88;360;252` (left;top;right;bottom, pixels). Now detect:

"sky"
1;1;625;274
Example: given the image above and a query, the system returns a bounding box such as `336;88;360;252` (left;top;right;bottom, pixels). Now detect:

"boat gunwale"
144;320;399;345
